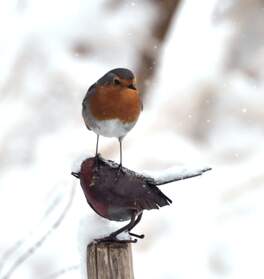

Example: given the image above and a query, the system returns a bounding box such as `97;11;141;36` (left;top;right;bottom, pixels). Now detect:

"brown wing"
82;83;96;130
140;97;143;111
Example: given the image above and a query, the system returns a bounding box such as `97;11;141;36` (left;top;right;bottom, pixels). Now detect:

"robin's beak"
128;84;136;90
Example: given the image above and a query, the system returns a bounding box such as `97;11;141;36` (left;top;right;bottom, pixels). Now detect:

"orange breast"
90;85;141;123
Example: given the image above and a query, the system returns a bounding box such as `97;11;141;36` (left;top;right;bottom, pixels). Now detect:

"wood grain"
87;242;134;279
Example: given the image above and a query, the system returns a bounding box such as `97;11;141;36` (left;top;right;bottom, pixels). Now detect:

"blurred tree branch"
42;265;79;279
137;0;182;95
214;0;264;81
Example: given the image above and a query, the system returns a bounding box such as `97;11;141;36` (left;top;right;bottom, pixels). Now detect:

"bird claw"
94;154;102;172
95;153;101;160
117;164;125;175
112;164;126;182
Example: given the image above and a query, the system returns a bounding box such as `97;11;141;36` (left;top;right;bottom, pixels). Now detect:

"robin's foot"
117;164;126;175
129;232;145;239
114;164;125;182
94;154;101;172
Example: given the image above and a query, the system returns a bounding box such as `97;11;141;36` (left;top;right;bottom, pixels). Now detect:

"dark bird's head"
96;68;137;90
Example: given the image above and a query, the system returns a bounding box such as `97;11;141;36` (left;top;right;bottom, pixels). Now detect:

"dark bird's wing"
92;159;172;212
113;177;172;211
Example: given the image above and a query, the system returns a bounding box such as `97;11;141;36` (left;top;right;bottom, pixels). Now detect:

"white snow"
142;165;212;185
1;0;264;278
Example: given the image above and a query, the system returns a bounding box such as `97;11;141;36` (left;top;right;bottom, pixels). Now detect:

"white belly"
92;119;136;138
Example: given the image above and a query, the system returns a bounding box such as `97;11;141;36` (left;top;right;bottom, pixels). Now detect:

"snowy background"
0;0;264;278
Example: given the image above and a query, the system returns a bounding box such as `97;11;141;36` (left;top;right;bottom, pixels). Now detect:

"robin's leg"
116;137;125;176
94;134;100;170
95;134;100;157
128;213;144;239
119;137;123;167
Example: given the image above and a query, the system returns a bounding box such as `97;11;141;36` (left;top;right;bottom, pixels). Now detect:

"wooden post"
87;241;134;279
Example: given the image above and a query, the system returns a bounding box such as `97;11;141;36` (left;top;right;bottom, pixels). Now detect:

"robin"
82;68;142;168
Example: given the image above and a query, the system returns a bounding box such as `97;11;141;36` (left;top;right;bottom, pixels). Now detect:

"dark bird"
82;68;142;168
72;156;172;242
72;157;211;242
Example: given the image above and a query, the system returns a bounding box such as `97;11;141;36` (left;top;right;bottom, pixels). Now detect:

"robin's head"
89;68;141;122
96;68;137;90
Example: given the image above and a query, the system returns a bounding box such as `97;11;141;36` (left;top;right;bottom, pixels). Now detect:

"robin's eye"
113;78;121;85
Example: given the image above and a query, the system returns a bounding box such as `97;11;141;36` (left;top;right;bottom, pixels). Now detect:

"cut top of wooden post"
87;241;134;279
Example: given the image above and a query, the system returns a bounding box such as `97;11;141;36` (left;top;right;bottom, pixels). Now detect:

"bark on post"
87;241;134;279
